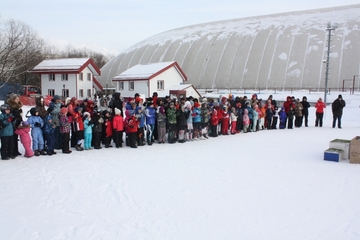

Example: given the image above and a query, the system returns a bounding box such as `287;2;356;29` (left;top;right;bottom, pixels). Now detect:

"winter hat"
30;107;38;116
338;94;342;98
83;112;90;117
114;108;121;115
53;95;61;101
71;97;77;103
60;107;68;114
303;96;307;100
21;121;30;127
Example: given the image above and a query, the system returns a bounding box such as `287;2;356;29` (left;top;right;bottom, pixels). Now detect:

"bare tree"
0;18;44;87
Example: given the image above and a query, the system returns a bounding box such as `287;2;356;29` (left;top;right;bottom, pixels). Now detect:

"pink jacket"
15;127;32;145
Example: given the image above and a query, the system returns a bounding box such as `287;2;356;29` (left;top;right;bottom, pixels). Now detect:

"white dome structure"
99;4;360;91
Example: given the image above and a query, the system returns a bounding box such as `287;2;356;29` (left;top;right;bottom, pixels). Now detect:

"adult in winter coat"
282;96;295;128
49;95;62;149
315;97;326;127
332;94;346;129
6;94;23;156
35;96;48;120
300;96;310;127
109;92;123;117
294;98;303;128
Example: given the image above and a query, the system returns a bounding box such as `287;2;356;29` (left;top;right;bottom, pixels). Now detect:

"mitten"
34;122;41;127
7;116;13;122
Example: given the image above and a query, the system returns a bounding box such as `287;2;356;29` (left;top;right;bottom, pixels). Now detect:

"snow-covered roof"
31;58;101;75
112;61;187;81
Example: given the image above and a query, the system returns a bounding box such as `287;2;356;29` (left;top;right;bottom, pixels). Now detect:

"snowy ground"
1;91;360;240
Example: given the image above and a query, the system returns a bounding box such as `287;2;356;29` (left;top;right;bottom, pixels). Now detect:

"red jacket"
315;100;326;113
283;96;295;114
127;116;138;133
105;118;112;137
113;115;124;131
210;109;219;125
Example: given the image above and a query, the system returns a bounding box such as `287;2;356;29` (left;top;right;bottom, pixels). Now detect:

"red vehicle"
19;85;52;106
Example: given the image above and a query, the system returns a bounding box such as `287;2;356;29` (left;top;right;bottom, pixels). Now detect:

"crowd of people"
0;92;346;160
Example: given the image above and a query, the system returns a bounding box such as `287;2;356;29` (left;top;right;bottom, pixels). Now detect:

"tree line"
0;17;113;87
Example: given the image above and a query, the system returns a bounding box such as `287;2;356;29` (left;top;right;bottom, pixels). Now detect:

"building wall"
149;67;185;96
99;4;360;91
115;80;148;98
77;67;94;100
41;67;94;100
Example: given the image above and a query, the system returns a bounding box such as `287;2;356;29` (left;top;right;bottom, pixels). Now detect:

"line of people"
0;92;346;160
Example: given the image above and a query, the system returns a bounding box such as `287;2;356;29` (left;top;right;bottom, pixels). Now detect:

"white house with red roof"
112;61;188;98
31;58;102;100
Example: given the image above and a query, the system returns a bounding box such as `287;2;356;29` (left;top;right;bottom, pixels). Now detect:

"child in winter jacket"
43;108;56;155
112;108;124;148
278;107;287;129
221;106;230;135
230;107;237;134
0;104;15;160
156;106;167;143
145;102;156;145
243;109;250;133
27;107;46;156
127;115;138;148
287;106;295;129
272;106;279;129
92;110;103;149
265;105;274;130
59;107;72;154
83;112;94;150
15;121;34;158
209;108;219;137
102;110;113;148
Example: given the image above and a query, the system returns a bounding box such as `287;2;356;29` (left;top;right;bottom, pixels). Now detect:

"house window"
48;89;55;97
118;81;124;90
49;74;55;81
129;81;134;91
79;89;84;98
157;80;164;91
87;73;91;81
87;89;91;98
62;89;69;98
79;73;83;81
62;74;68;81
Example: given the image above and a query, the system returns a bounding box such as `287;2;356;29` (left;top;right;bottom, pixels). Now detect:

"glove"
7;116;13;122
34;122;41;127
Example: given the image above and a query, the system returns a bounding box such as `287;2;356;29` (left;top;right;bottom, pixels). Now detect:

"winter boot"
34;150;40;156
75;144;84;151
40;150;47;155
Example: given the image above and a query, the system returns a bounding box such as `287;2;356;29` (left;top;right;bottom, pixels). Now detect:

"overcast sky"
1;0;359;57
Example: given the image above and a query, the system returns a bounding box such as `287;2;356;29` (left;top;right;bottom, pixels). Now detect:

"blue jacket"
84;118;94;134
145;107;156;125
0;113;14;137
193;108;201;123
135;106;145;128
43;114;55;134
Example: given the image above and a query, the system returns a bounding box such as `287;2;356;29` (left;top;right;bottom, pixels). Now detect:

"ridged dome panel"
99;4;360;91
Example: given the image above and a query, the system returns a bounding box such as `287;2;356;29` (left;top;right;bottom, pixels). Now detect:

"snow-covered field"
1;91;360;240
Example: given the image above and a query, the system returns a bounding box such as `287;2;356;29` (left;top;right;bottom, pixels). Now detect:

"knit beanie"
60;107;68;114
114;108;121;115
